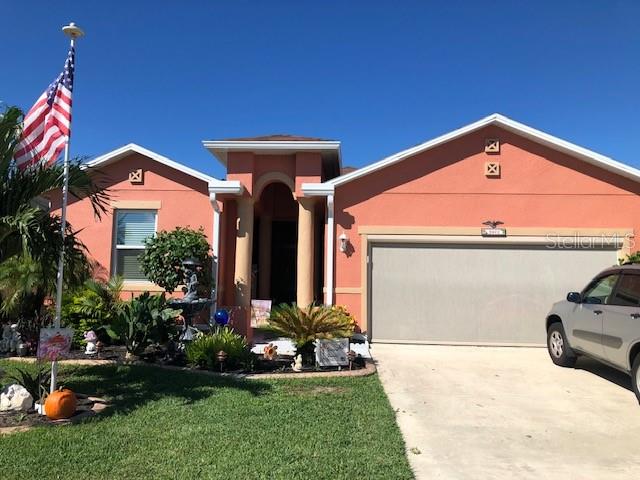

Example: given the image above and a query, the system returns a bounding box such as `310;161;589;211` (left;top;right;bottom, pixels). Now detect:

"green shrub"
113;292;182;358
60;277;124;347
185;326;249;369
139;227;212;294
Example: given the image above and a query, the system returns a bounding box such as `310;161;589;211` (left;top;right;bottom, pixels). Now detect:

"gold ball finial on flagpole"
62;22;84;39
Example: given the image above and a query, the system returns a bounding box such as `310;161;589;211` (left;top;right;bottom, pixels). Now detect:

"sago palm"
266;303;355;348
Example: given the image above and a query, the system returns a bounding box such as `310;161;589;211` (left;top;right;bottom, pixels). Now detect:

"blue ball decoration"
214;309;229;326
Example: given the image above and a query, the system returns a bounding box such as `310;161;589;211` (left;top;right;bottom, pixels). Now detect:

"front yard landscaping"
0;360;413;479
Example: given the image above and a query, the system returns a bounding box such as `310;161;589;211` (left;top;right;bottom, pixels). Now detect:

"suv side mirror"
567;292;582;303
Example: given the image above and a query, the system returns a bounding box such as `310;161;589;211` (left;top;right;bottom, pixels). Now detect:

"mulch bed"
0;410;50;429
0;394;109;435
60;345;127;361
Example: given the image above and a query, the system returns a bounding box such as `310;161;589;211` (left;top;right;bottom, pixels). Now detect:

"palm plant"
0;106;108;324
266;303;355;363
61;276;124;346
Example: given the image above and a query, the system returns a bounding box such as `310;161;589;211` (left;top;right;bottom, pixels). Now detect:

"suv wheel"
631;355;640;404
547;323;576;367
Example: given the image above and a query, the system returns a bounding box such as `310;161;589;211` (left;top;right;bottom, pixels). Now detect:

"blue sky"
2;1;639;179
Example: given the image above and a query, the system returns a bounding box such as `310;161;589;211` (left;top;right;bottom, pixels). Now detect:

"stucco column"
258;214;272;299
234;197;254;309
297;197;315;307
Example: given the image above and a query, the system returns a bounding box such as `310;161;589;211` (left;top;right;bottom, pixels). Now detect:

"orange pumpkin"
45;389;77;420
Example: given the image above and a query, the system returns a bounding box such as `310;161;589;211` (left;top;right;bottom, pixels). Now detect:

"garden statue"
9;324;20;354
0;323;12;353
169;257;213;347
291;354;303;372
16;341;29;357
84;330;98;355
182;258;201;303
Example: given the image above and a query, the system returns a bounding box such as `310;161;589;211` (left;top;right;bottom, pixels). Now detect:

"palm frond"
266;303;355;347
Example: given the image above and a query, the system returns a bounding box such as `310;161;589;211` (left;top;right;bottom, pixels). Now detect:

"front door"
270;220;297;305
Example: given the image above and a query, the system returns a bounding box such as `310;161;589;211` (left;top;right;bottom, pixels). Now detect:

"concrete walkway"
373;344;640;480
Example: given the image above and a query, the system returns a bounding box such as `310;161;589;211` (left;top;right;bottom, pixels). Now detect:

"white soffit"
202;140;341;166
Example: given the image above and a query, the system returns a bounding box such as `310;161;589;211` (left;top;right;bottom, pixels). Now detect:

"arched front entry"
253;181;298;304
209;141;339;340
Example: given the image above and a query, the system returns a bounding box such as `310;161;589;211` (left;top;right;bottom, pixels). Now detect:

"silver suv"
546;263;640;402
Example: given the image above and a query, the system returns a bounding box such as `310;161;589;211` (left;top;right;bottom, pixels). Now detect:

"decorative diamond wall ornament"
485;161;500;177
485;138;500;153
129;168;143;184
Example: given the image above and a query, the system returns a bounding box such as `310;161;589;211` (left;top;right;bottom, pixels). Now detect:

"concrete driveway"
373;344;640;480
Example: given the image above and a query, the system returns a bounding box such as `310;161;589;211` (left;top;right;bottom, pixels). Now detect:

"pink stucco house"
58;114;640;345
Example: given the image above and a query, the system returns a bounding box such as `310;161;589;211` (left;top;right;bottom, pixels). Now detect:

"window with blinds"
114;210;157;280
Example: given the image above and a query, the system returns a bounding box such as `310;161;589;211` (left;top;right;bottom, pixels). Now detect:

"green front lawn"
0;361;412;479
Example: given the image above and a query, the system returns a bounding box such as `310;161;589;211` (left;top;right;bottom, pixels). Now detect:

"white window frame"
112;209;158;281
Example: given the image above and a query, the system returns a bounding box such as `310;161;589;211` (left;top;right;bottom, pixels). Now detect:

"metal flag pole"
51;22;84;393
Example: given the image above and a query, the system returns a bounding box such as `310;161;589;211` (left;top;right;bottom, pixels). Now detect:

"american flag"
14;46;75;169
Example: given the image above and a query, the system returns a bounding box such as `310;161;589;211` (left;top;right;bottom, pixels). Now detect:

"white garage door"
369;243;618;345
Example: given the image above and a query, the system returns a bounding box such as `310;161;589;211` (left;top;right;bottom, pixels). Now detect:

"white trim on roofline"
311;113;640;189
85;143;223;187
202;140;341;166
208;180;245;196
301;182;335;196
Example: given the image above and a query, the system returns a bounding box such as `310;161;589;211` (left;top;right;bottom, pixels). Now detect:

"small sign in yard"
37;328;73;361
250;300;272;328
316;338;349;367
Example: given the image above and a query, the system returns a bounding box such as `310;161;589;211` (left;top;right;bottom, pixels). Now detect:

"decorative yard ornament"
482;220;504;229
263;343;278;361
45;389;77;420
0;324;11;352
181;257;202;302
291;354;303;373
481;220;507;237
168;257;212;345
214;309;229;326
316;338;349;367
9;324;20;354
16;341;29;357
84;330;98;355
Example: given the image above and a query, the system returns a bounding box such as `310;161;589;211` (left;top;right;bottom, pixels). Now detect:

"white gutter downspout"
325;194;335;306
209;188;221;314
